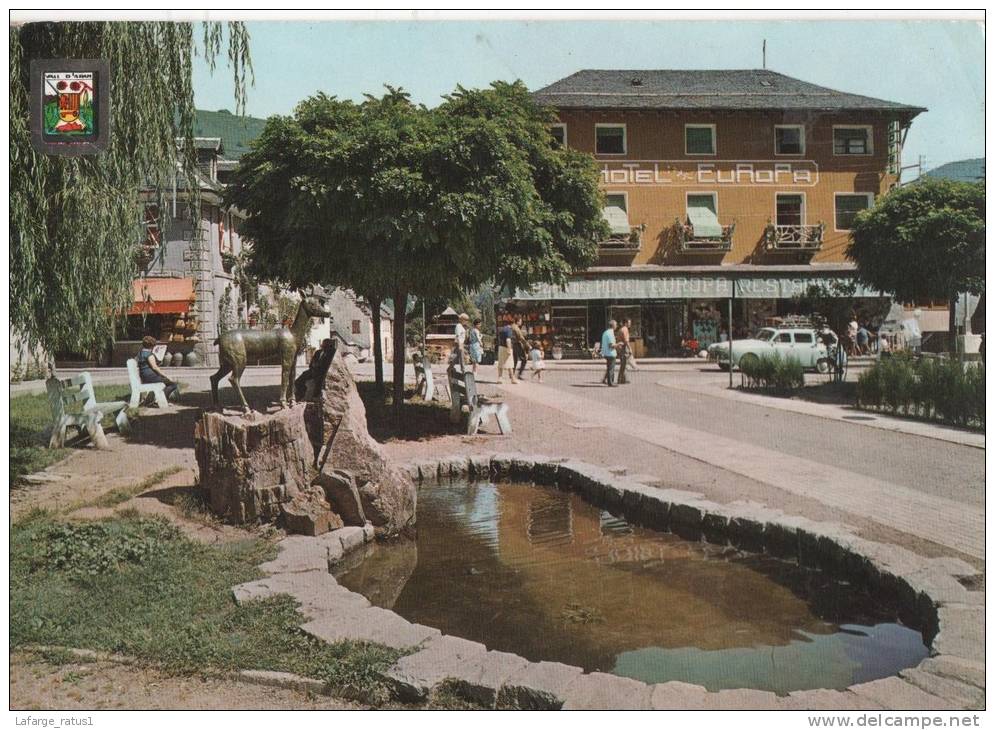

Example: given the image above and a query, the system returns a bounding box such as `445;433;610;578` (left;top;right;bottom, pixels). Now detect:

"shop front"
111;277;199;366
500;268;883;359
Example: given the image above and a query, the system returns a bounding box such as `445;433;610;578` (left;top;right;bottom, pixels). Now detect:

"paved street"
488;368;984;560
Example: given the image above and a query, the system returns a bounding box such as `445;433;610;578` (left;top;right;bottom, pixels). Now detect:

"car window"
756;329;776;341
775;333;792;343
794;332;814;343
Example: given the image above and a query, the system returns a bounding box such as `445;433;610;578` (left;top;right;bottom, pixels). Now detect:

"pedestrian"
528;341;545;381
468;318;484;376
601;320;618;386
856;322;870;355
847;315;859;356
511;315;529;380
136;336;179;403
616;317;632;384
452;312;469;370
497;320;517;384
294;337;336;401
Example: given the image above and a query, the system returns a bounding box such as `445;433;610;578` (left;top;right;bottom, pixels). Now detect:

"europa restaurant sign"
600;160;819;186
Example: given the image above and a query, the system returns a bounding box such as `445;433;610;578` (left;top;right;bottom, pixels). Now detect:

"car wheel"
739;353;759;370
717;362;730;372
816;358;832;374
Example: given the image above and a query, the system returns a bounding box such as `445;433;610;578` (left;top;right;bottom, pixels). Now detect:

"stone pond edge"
230;453;985;711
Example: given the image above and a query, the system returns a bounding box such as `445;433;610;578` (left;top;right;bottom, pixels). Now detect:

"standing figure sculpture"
210;289;331;412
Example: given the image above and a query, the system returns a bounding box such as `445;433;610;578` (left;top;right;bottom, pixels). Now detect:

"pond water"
335;481;928;694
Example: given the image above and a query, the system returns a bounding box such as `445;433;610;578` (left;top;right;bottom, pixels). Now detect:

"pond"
335;481;928;694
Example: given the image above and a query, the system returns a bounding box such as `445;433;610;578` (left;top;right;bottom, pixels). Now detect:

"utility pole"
762;39;767;69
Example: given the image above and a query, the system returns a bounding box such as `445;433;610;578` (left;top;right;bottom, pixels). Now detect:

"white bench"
448;368;511;436
47;372;129;449
127;358;170;409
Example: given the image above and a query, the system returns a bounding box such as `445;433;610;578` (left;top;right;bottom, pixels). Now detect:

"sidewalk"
658;377;985;450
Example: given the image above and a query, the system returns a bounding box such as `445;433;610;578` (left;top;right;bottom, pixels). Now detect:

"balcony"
763;222;825;252
598;223;645;255
675;218;735;253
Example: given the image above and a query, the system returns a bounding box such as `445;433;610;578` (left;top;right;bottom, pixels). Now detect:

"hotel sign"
600;160;819;187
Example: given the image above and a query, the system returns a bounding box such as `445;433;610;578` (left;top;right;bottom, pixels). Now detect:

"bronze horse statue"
210;289;332;412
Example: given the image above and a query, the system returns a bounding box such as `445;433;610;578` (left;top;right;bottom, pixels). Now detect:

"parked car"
708;326;839;372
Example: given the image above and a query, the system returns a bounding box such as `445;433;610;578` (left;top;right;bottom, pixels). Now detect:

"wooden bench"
448;367;511;436
47;372;129;449
415;356;449;403
127;358;170;409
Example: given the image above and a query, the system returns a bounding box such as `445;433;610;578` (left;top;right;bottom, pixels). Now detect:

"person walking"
452;312;469;370
497;320;517;384
856;322;870;356
616;318;632;384
468;318;484;376
528;341;545;381
601;320;618;387
511;315;529;381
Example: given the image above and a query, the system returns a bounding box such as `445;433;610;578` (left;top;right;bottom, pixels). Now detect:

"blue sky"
192;20;984;172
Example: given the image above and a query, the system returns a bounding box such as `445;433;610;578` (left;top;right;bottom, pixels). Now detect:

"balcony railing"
674;218;735;253
599;223;645;254
763;222;825;252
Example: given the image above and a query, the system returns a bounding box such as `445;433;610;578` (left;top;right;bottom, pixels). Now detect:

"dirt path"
10;651;360;710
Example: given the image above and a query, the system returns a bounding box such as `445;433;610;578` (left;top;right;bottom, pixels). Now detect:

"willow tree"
10;22;252;356
227;81;607;418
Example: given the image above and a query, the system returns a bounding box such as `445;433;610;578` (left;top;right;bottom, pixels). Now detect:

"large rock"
282;485;344;536
305;352;416;535
194;405;315;524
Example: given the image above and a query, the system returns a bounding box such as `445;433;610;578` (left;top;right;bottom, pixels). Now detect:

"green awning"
687;199;723;238
603;205;631;236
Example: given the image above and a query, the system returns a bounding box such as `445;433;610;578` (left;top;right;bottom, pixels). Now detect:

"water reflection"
335;481;928;693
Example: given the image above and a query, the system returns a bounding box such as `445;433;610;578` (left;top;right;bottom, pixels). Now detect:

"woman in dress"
468;318;484;375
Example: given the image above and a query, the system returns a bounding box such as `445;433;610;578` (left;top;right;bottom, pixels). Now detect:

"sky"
192;19;985;172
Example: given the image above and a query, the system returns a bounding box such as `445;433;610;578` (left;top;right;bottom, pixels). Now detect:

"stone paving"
230;454;986;711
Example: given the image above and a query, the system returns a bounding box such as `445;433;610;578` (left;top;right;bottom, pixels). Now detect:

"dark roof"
533;69;926;116
193;109;268;159
923;157;984;183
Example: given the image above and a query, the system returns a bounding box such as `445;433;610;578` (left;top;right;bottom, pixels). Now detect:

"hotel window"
550;124;566;148
834;126;872;155
685;124;716;155
776;194;805;227
602;193;630;235
686;193;723;236
595;124;626;154
774;125;805;155
352;320;361;335
835;193;874;230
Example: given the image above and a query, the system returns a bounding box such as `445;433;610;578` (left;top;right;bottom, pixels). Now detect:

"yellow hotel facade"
503;69;926;358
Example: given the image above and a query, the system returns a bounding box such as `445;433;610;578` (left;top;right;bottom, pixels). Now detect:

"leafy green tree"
10;22;252;356
227;81;607;417
847;179;984;338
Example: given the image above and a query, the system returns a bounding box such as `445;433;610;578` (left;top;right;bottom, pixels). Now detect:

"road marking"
501;381;984;559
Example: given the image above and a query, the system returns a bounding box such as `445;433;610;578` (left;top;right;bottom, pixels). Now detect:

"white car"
708;327;838;373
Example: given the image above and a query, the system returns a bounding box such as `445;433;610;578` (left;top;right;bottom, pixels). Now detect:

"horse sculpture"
210;289;332;412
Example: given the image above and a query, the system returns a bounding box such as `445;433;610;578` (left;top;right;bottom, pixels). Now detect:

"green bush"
741;352;804;392
857;356;984;428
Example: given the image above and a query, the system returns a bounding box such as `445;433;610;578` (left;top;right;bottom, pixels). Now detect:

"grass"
10;383;138;486
10;511;403;703
68;466;185;511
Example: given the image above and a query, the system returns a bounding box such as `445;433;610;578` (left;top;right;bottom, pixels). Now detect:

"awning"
602;205;631;236
513;274;881;301
129;278;195;315
687;199;723;238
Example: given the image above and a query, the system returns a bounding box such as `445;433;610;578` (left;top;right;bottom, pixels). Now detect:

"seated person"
294;338;336;401
137;336;179;402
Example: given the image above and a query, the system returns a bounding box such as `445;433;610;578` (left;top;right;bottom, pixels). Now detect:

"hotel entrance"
641;301;686;357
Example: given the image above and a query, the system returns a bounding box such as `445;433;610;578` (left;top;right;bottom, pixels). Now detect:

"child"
528;341;545;381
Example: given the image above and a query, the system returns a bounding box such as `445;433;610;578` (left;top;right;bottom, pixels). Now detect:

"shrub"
858;356;984;428
741;352;804;392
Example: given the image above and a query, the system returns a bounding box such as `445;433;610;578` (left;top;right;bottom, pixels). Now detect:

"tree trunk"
949;293;959;355
368;294;384;395
392;287;408;422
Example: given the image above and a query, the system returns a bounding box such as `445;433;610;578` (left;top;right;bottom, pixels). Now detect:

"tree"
226;81;607;417
10;22;252;356
847;179;985;340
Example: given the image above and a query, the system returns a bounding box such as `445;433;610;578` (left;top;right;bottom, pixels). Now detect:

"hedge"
740;352;805;392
